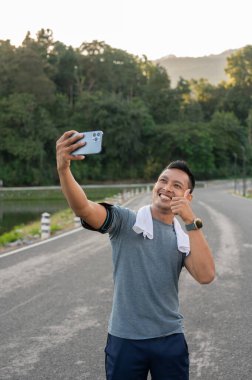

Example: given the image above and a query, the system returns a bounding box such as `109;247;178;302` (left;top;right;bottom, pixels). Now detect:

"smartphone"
71;131;103;155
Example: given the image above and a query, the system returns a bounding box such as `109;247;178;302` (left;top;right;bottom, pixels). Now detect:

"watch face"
195;218;203;229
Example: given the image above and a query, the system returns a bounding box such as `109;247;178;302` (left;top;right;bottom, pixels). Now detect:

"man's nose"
162;182;172;191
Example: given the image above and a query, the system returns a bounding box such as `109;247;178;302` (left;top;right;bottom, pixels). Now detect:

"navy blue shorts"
105;333;189;380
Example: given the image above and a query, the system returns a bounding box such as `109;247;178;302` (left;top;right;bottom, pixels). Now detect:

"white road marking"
198;201;241;277
243;243;252;249
188;200;242;377
0;227;83;259
190;329;218;378
0;287;56;317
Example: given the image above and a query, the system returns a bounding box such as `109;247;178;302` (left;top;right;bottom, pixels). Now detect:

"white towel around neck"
132;205;190;255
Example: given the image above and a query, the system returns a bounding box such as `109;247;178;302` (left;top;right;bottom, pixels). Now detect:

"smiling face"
152;168;192;214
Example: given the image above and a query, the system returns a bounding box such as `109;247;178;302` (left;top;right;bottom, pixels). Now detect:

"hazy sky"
1;0;251;59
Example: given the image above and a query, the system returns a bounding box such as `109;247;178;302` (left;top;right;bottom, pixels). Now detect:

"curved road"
0;182;251;380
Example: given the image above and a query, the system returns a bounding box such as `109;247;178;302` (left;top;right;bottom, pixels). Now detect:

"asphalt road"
0;182;251;380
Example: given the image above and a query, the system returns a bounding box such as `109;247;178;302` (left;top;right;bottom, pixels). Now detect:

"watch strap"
185;218;203;231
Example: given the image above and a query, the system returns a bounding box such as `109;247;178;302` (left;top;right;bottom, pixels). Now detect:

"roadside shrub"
0;229;22;246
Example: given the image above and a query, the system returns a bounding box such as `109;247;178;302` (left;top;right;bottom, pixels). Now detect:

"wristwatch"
185;218;203;231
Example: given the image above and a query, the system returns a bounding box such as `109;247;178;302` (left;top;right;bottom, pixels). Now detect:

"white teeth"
160;194;171;200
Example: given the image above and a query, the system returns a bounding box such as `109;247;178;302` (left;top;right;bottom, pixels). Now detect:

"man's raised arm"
56;130;107;229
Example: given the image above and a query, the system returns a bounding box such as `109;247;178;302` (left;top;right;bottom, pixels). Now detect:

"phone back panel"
71;131;103;155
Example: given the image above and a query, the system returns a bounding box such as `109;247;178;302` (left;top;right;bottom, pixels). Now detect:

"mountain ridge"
154;48;239;87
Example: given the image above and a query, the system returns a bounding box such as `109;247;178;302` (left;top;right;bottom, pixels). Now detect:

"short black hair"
164;160;195;193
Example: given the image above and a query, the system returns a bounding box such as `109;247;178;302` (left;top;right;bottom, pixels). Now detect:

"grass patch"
0;208;76;248
50;208;76;231
0;228;23;246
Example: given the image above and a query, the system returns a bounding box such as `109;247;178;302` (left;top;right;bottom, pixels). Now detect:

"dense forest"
0;29;251;186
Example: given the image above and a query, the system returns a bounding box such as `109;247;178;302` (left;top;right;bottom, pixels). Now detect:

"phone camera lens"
94;137;98;141
97;132;100;136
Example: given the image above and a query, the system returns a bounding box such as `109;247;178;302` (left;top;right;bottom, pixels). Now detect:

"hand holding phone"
71;131;103;155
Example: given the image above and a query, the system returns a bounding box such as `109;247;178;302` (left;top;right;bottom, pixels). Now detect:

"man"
56;130;215;380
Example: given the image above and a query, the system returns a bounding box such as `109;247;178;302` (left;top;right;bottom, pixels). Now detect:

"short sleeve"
81;202;114;234
81;203;130;239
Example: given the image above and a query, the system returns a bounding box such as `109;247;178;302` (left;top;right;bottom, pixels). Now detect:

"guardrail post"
41;212;51;239
74;215;81;227
117;193;123;204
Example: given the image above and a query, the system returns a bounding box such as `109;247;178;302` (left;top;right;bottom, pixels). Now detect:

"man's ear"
188;193;193;202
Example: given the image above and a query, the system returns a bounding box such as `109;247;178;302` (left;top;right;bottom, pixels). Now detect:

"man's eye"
174;184;182;188
159;178;166;183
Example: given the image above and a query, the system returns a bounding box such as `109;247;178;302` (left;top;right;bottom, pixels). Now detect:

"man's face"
152;168;191;212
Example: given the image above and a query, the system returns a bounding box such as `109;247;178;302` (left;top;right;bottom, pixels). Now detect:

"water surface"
0;199;68;235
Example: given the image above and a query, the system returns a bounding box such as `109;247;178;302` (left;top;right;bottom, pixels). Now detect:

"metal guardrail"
0;184;154;191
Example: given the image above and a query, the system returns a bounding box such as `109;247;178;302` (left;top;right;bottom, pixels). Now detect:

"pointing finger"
184;189;191;198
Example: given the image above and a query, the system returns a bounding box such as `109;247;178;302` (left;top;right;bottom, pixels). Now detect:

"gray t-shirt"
106;205;186;339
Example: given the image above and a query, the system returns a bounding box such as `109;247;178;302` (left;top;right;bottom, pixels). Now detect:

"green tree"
0;94;57;185
22;29;56;78
52;44;79;106
209;111;246;177
70;92;155;180
190;79;220;121
222;46;252;122
226;45;252;87
2;30;252;185
146;122;215;179
175;78;203;122
78;41;145;98
0;40;16;96
13;46;55;105
141;62;180;123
